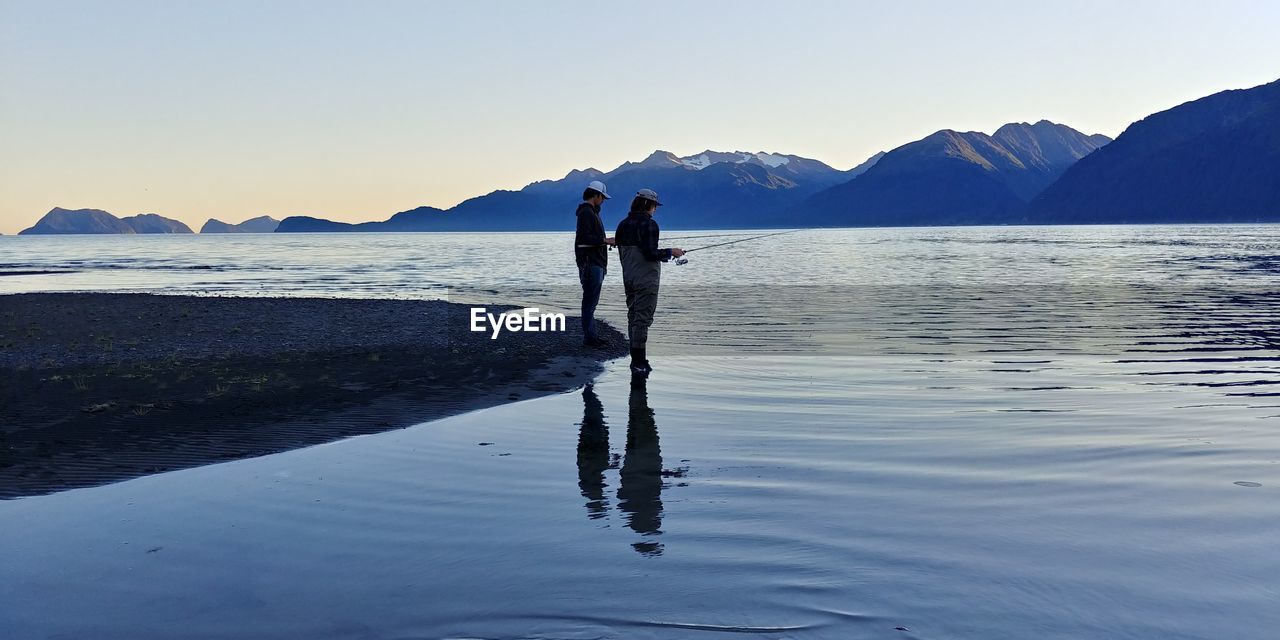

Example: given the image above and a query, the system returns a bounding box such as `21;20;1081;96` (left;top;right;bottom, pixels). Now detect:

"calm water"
2;226;1279;639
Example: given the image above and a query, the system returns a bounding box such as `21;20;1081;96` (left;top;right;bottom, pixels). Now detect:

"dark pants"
578;264;606;341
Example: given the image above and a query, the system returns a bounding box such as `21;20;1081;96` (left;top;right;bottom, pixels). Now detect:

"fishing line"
665;232;777;242
673;230;801;265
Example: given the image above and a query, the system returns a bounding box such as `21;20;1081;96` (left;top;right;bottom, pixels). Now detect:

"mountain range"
18;208;193;235
12;77;1279;234
1029;78;1280;223
277;122;1112;232
794;121;1111;227
276;149;859;232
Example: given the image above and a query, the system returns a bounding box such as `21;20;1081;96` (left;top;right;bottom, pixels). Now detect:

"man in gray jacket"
613;189;684;375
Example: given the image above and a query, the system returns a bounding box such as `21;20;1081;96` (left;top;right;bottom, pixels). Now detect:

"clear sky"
2;0;1278;233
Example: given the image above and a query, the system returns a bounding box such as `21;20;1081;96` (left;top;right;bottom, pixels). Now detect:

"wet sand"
0;293;626;499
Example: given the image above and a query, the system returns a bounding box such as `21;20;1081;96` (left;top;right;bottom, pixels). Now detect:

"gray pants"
618;247;661;349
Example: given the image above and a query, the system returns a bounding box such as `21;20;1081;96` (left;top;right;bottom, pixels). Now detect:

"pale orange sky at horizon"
3;1;1279;234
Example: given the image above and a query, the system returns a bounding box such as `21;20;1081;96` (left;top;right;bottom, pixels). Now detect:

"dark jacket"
574;202;608;269
614;212;672;263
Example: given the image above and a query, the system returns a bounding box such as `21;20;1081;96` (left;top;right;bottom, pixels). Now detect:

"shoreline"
0;292;626;499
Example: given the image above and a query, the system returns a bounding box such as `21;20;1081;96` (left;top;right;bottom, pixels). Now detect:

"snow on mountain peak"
754;152;790;168
682;154;714;170
673;150;791;170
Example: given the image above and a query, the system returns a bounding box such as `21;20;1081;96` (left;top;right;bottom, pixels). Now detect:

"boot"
629;347;652;375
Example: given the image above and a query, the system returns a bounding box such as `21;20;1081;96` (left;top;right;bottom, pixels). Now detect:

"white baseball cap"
586;180;611;199
636;188;663;206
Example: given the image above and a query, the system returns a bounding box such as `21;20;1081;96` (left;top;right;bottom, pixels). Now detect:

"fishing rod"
665;232;779;242
672;230;800;265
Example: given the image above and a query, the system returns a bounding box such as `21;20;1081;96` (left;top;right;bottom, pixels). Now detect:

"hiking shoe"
583;337;610;348
629;360;653;375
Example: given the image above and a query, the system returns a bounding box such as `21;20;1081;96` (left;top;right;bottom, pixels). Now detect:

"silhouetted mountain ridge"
793;121;1111;226
1030;78;1280;223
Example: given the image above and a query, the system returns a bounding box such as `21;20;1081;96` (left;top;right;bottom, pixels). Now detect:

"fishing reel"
674;257;689;266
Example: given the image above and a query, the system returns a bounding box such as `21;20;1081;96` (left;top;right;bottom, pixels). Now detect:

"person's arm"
590;212;607;246
575;208;592;244
641;218;673;262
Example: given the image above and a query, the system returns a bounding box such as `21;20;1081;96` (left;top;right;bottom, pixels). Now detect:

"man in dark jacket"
575;180;615;347
614;188;684;375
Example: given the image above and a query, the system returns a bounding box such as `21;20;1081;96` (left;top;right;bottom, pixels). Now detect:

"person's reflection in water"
576;384;611;519
619;374;664;556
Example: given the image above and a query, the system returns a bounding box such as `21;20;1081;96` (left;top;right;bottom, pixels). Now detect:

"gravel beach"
0;293;626;498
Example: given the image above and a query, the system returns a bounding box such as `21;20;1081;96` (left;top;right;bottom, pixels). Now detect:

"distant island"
13;77;1279;235
19;210;279;235
18;208;193;235
200;216;280;233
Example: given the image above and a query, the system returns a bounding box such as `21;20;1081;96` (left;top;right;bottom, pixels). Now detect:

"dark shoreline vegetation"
0;293;626;499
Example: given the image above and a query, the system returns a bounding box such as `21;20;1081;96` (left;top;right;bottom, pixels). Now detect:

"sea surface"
2;226;1279;639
